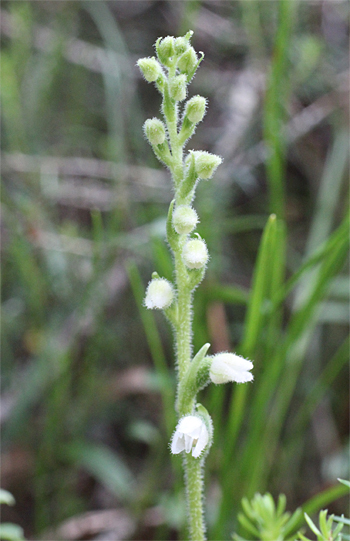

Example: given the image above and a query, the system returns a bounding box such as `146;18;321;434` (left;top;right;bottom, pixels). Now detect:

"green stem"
185;454;206;541
174;247;192;381
162;65;206;541
174;245;206;540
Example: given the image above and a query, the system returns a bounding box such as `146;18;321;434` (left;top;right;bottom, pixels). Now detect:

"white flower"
209;353;253;384
182;238;208;269
144;278;174;309
171;415;209;458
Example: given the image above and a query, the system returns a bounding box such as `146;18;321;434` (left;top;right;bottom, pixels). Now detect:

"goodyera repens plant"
138;31;254;540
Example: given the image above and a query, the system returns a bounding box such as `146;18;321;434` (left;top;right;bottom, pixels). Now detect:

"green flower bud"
184;96;207;124
193;151;222;179
144;118;166;145
182;238;209;269
157;36;175;67
137;57;162;82
172;206;198;235
174;36;189;55
177;47;197;75
169;74;187;102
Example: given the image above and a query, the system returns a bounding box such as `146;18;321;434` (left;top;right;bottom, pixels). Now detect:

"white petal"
171;432;185;454
177;415;202;435
192;424;209;458
184;434;193;453
227;369;254;383
227;355;253;372
210;353;253;384
171;415;209;457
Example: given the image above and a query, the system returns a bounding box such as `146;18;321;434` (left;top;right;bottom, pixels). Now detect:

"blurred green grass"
1;1;349;540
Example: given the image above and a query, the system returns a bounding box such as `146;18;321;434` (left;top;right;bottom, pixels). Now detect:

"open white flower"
210;352;253;384
171;415;209;458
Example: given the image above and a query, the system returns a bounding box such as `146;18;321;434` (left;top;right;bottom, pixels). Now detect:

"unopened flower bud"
137;57;162;82
172;206;198;235
182;238;208;269
209;353;253;384
177;47;197;75
144;118;166;145
144;278;174;310
169;74;187;102
157;36;175;66
174;36;189;55
185;96;207;124
193;151;222;179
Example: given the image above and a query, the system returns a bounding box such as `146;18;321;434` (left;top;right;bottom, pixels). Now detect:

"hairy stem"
185;454;206;541
172;155;206;541
164;84;206;541
174;246;192;381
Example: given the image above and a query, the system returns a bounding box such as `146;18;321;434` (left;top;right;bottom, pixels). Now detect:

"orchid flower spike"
171;415;209;458
209;352;253;384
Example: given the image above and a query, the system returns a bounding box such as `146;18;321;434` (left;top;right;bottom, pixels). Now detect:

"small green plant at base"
233;492;302;541
137;31;254;541
298;511;344;541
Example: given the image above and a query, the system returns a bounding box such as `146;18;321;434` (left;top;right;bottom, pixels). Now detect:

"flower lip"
209;352;253;384
171;415;209;458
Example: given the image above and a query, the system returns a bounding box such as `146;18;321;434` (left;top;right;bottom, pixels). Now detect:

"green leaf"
338;479;350;489
176;343;211;414
263;0;298;219
319;510;330;538
237;512;261;538
304;513;321;537
66;442;135;503
301;462;350;518
241;213;278;354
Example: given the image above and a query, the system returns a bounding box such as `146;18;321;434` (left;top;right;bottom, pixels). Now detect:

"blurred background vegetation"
1;1;349;540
